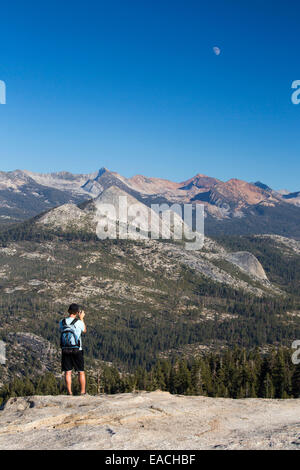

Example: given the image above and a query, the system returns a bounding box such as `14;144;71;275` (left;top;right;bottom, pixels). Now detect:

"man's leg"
65;370;72;395
78;371;86;394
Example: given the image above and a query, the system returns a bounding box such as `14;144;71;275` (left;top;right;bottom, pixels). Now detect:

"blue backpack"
60;318;81;354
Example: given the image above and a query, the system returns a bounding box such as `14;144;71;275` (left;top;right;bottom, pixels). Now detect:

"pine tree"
261;373;275;398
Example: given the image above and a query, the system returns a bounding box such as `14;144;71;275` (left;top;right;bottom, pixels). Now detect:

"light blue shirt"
59;317;85;350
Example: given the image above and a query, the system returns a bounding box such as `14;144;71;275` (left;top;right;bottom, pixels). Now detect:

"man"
59;303;87;395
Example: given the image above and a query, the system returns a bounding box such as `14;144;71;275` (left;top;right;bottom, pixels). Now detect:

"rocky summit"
0;391;299;450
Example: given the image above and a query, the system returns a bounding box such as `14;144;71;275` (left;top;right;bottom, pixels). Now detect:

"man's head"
68;303;81;317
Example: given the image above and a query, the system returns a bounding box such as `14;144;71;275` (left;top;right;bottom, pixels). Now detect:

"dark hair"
68;303;81;315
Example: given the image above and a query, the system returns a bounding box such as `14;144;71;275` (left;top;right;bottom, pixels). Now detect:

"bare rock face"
225;251;268;280
37;204;92;231
0;392;299;450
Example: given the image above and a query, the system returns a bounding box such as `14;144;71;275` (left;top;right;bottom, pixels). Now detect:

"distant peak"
179;173;220;190
194;173;209;178
226;178;243;184
97;167;110;178
253;181;272;191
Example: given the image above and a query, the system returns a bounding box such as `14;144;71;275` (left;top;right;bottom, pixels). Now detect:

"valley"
0;167;299;395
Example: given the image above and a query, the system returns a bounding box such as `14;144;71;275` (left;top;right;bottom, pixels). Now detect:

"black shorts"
61;350;84;372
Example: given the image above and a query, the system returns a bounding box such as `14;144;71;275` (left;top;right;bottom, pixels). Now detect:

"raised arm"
79;310;87;333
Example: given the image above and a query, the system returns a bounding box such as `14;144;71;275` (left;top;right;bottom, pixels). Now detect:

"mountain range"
0;168;299;383
0;168;299;238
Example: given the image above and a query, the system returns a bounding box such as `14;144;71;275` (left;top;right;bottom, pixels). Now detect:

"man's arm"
79;311;87;333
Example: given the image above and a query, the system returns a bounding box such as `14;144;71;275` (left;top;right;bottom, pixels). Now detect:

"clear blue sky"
0;0;299;190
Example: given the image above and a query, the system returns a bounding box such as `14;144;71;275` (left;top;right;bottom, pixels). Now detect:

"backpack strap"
62;318;78;328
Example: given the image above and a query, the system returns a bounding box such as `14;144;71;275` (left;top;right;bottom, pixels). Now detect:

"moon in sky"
213;46;221;56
